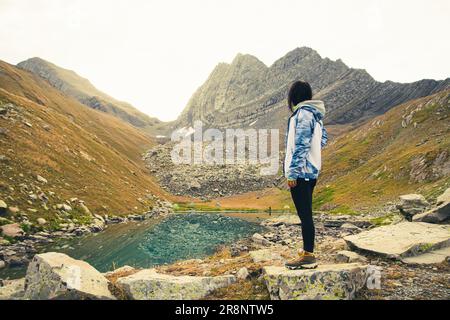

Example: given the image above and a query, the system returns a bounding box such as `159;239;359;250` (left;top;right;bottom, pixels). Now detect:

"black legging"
290;178;317;253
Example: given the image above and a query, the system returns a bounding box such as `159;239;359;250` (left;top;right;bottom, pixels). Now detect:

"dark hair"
287;81;312;112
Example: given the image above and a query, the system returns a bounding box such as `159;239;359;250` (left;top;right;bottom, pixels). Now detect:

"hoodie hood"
300;100;326;116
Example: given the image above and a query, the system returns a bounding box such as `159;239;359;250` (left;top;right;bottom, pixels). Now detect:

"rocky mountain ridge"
175;47;450;131
17;57;163;133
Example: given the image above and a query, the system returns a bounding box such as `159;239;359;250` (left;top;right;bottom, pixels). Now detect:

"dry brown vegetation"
0;60;171;225
155;247;271;300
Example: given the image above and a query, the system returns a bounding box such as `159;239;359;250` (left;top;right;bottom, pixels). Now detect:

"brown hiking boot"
285;251;317;270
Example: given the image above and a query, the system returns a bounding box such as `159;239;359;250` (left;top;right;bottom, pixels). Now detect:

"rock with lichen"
263;263;368;300
23;252;115;300
116;268;236;300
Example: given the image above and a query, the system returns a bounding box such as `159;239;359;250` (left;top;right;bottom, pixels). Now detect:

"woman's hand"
287;179;297;188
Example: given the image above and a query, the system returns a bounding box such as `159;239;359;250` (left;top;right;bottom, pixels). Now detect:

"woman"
284;81;328;269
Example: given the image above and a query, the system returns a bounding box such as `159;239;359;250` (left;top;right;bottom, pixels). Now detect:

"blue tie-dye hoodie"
284;100;328;180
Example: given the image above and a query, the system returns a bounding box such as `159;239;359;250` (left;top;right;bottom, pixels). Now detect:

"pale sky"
0;0;449;121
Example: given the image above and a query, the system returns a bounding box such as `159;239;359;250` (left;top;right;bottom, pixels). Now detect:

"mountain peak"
285;46;320;59
232;53;266;66
291;46;318;55
21;56;47;64
18;57;73;74
18;57;89;84
19;56;49;65
176;46;450;129
17;57;161;130
269;46;322;71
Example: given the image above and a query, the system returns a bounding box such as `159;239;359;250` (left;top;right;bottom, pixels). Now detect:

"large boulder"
116;268;236;300
344;222;450;258
396;194;430;220
0;223;25;238
263;264;368;300
412;202;450;223
413;188;450;224
23;252;115;300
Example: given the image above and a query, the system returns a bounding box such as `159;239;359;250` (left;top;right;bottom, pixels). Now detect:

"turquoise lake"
0;212;267;278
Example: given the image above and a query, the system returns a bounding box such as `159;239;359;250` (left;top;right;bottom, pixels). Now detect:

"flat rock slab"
401;247;450;265
249;248;285;263
24;252;115;300
116;269;236;300
344;222;450;258
263;263;368;300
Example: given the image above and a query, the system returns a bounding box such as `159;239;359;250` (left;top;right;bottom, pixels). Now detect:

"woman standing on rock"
283;81;328;269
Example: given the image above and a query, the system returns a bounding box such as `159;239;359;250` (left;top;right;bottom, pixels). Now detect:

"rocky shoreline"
0;198;173;273
1;208;448;300
0;189;448;300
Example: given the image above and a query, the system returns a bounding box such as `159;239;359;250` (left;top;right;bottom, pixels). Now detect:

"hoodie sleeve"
288;109;315;180
321;125;328;148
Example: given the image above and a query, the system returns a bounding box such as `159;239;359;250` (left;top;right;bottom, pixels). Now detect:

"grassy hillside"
316;89;450;212
201;90;450;213
0;60;169;229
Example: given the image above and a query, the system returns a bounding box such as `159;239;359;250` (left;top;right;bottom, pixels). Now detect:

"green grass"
47;219;63;232
67;207;93;225
19;223;31;233
370;214;395;226
1;234;15;243
328;205;358;215
313;186;335;210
